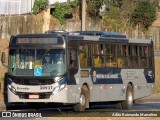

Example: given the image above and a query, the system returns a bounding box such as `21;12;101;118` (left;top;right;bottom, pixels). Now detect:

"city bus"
2;31;155;111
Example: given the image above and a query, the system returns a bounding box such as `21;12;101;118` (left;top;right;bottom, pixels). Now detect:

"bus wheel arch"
121;83;134;109
74;84;90;111
82;83;90;108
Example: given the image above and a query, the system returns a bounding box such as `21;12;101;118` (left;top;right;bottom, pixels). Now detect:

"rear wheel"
115;102;122;109
74;88;87;111
121;85;133;109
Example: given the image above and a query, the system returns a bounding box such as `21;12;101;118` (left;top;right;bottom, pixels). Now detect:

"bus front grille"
16;92;52;99
14;79;54;85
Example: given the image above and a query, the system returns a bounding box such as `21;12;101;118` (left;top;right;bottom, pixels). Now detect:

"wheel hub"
128;92;133;105
80;94;85;106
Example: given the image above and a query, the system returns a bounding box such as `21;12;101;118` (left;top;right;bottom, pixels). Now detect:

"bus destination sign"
17;38;63;44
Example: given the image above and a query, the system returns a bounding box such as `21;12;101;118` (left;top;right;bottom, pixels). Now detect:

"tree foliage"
51;0;157;30
103;0;157;31
130;0;157;30
86;0;104;18
52;1;78;24
32;0;49;15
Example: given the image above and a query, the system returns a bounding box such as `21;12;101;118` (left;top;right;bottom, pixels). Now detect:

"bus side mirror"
2;52;6;64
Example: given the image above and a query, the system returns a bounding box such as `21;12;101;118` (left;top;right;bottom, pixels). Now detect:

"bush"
52;1;78;24
32;0;49;15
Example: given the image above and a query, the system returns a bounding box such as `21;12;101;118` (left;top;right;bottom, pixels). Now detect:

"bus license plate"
29;94;39;99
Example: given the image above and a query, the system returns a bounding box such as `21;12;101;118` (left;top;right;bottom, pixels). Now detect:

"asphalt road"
0;94;160;117
2;101;160;117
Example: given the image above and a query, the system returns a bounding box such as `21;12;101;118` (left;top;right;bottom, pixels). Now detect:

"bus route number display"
17;38;62;44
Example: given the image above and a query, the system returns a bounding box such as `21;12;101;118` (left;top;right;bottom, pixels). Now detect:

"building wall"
0;11;160;51
0;15;44;39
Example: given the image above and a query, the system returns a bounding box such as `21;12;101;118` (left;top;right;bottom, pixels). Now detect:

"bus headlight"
8;84;16;94
54;77;64;82
8;78;16;94
52;83;66;95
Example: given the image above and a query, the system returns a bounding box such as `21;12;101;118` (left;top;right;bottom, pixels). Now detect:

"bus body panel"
6;31;155;108
77;68;154;102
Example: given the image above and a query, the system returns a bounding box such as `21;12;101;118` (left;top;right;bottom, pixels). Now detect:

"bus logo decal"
17;87;29;90
96;73;119;79
120;88;125;96
34;68;42;76
148;71;153;78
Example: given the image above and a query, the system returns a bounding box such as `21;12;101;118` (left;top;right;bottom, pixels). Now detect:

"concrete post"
81;0;86;31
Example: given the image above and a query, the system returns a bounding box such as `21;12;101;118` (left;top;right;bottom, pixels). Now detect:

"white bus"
2;31;155;111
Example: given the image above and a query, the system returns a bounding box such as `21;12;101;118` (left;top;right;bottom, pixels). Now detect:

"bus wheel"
115;102;122;109
74;88;86;111
121;85;133;109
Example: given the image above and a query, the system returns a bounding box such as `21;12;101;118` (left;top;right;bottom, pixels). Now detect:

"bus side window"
92;43;104;67
79;42;91;68
68;48;78;77
69;49;77;67
117;45;129;68
117;45;123;68
139;46;148;67
94;56;102;67
80;52;87;67
105;44;116;67
118;57;123;68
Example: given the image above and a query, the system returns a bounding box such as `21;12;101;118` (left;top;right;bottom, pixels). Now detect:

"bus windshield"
9;48;66;76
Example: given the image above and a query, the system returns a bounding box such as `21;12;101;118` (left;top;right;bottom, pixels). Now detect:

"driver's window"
18;49;35;69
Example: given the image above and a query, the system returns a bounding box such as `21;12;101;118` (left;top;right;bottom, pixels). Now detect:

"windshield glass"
9;48;66;76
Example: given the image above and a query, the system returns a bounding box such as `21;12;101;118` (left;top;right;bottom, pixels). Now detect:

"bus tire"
74;88;86;112
115;102;122;109
121;84;133;109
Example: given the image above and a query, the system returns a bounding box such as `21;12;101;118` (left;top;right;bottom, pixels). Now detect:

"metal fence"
0;0;68;15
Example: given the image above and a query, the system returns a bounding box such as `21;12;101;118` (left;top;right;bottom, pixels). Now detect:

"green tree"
86;0;104;18
130;0;157;30
52;1;78;24
32;0;49;15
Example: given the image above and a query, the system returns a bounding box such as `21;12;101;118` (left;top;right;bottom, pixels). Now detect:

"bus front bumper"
7;85;80;104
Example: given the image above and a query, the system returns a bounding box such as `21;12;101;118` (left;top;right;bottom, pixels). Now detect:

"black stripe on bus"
144;69;155;83
90;68;123;84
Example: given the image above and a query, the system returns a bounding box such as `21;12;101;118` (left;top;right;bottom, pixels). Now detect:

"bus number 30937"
40;86;53;90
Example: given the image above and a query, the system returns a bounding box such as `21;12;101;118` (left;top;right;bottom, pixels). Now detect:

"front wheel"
74;88;86;111
121;85;133;109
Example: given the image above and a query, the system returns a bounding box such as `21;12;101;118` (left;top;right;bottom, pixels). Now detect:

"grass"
154;57;160;94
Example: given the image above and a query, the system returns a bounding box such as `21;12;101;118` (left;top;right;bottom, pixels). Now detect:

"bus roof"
10;31;152;45
69;31;127;38
129;38;152;44
66;35;129;43
44;30;128;43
